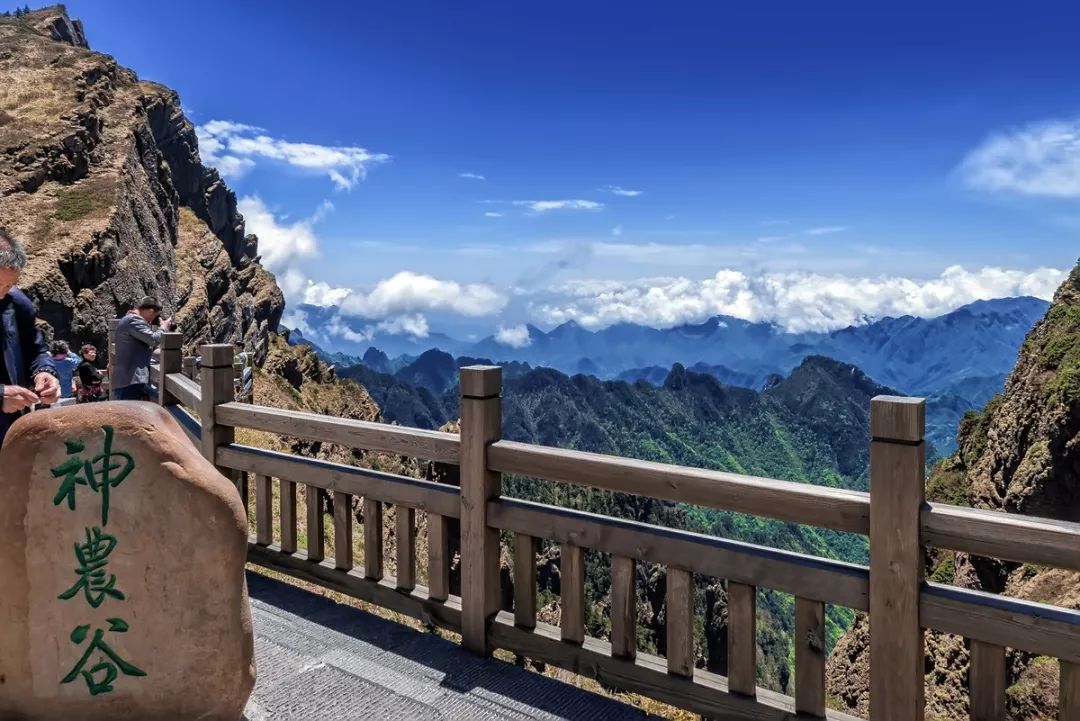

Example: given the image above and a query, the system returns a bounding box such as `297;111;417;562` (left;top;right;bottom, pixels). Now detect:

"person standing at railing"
49;340;80;399
0;228;60;445
113;295;173;401
76;343;106;403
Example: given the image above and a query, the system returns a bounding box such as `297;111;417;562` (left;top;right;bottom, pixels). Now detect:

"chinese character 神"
61;618;145;696
57;527;125;609
51;425;134;526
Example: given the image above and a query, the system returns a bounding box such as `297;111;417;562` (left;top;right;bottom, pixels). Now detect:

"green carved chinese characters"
61;619;146;696
57;527;125;608
52;425;144;696
51;425;134;527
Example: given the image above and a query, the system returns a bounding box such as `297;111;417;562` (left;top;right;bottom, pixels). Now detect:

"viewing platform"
139;336;1080;720
243;572;652;720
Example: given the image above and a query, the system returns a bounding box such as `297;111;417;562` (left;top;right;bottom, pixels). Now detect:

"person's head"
50;340;70;356
80;343;97;361
0;228;27;299
135;295;162;323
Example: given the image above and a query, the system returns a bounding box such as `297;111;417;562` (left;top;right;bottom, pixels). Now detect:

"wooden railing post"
459;365;502;656
869;395;926;721
157;332;183;406
107;318;118;400
182;355;196;380
199;344;236;481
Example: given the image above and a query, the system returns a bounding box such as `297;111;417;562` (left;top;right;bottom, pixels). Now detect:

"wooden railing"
143;338;1080;721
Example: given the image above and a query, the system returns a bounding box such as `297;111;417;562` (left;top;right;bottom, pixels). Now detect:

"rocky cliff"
827;260;1080;720
0;5;283;360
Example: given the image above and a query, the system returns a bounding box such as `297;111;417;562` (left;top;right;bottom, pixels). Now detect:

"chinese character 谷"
51;425;134;526
57;527;125;609
61;618;146;696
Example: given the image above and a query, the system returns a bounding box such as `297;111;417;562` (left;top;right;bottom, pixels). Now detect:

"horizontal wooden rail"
217;444;461;518
922;503;1080;572
488;440;871;534
166;404;201;446
247;541;461;632
164;372;202;410
489;497;869;610
921;582;1080;663
488;615;863;721
216;402;460;464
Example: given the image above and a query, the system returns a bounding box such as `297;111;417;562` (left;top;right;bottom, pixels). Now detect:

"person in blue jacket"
0;228;60;445
50;340;80;399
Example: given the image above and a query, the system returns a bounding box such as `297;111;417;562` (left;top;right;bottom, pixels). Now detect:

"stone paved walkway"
243;572;657;720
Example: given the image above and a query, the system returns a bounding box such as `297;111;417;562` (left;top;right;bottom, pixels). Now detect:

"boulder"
0;402;254;720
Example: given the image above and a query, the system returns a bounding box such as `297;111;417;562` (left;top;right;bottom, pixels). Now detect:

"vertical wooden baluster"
513;533;536;629
364;498;383;580
396;506;416;591
610;555;637;660
306;485;324;562
666;567;694;678
280;479;297;554
460;365;503;655
428;511;449;602
727;581;757;697
560;543;584;644
1059;661;1078;721
795;596;826;718
869;396;926;721
969;640;1005;721
334;491;353;570
255;474;273;546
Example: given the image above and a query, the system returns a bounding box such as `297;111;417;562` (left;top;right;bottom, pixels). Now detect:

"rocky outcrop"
0;6;283;363
827;260;1080;720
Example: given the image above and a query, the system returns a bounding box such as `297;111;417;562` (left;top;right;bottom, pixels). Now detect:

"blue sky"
64;1;1079;343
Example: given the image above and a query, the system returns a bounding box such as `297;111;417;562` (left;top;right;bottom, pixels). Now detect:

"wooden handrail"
152;362;1080;720
216;443;461;518
215;402;460;464
488;439;872;534
488;497;869;610
922;582;1080;663
164;372;202;410
922;502;1080;572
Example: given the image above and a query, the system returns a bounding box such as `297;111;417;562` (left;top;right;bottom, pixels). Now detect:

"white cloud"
339;271;506;319
377;314;430;337
196;119;389;190
302;280;352;307
531;265;1066;333
512;199;604;213
495;324;532;348
805;226;848;236
960;117;1080;197
484;212;505;218
611;225;624;237
602;185;643;197
238;195;322;271
459;172;486;181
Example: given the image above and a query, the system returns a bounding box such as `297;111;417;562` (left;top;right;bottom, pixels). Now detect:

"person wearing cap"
112;295;173;401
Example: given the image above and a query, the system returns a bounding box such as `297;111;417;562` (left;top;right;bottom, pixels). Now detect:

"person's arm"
127;315;163;349
22;308;59;405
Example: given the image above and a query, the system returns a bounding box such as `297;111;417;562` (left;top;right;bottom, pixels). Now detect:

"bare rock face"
0;7;284;364
0;402;254;720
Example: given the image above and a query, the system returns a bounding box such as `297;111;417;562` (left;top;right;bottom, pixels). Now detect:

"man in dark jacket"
0;229;60;445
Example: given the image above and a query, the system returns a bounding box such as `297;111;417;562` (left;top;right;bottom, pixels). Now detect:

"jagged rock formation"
0;6;283;361
827;260;1080;720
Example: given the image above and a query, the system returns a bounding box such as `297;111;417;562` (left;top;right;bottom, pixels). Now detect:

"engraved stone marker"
0;402;255;720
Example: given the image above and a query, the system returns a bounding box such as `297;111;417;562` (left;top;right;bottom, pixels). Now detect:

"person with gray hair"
0;228;59;445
